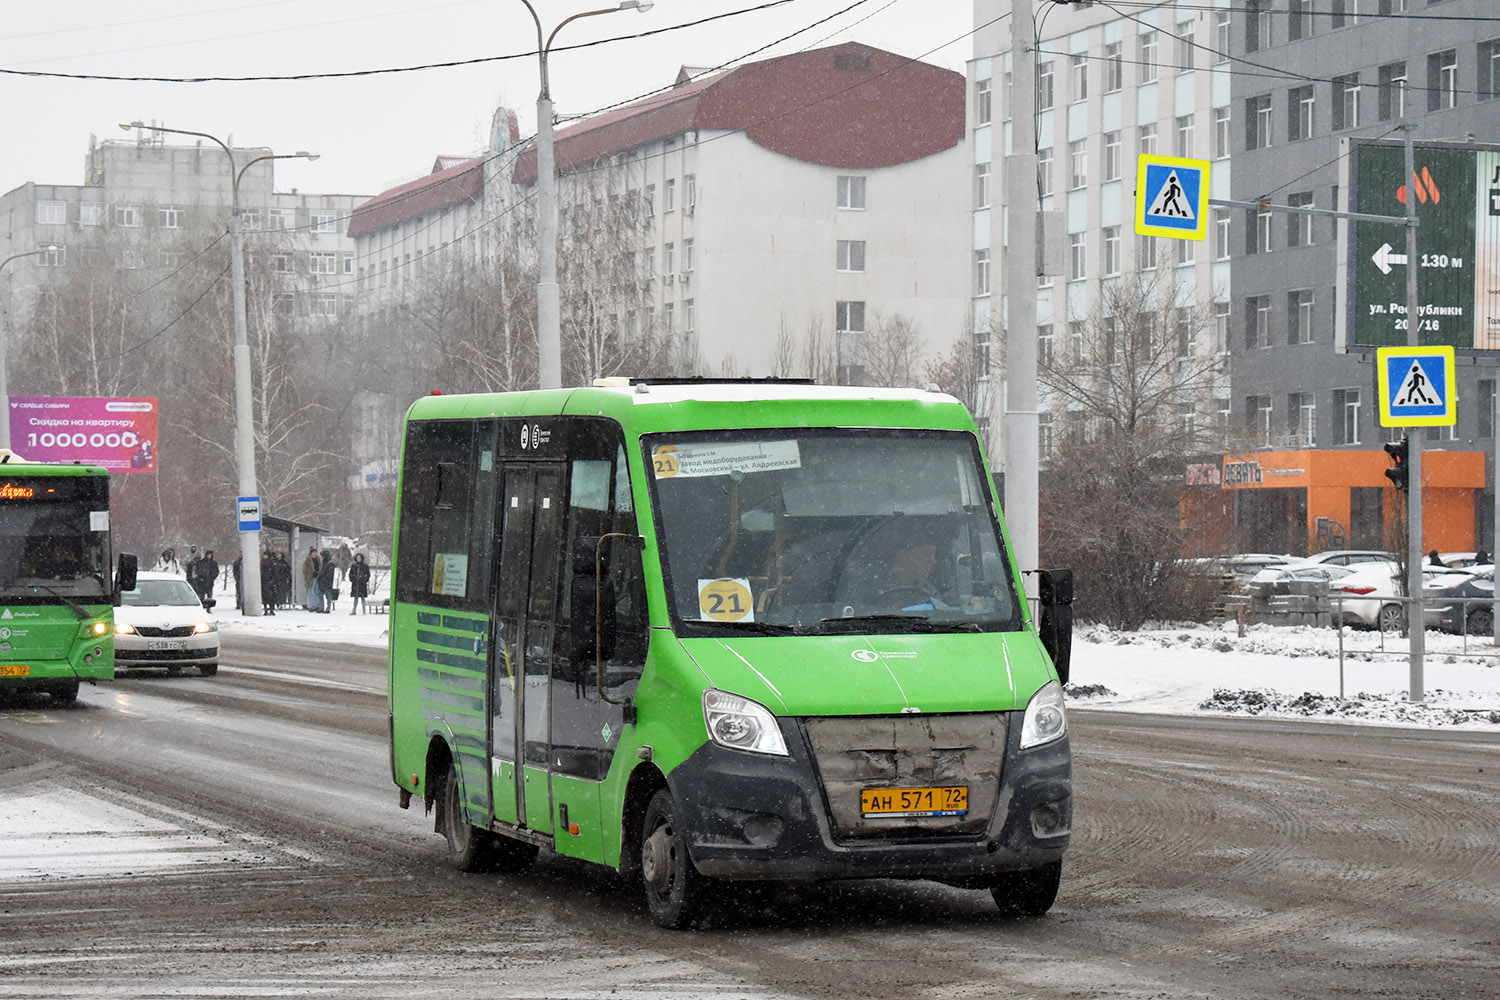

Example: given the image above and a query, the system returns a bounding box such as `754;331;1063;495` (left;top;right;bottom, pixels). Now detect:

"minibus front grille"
802;713;1007;841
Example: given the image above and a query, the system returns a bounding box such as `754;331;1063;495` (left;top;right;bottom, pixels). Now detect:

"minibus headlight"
702;690;788;756
1019;680;1068;749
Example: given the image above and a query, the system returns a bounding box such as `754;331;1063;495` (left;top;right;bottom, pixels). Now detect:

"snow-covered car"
113;571;219;676
1251;550;1395;585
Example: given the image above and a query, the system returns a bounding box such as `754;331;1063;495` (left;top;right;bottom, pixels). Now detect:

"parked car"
1251;550;1395;585
1431;568;1496;636
114;571;219;676
1335;562;1478;630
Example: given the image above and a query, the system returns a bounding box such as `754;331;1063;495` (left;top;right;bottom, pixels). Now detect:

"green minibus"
0;454;137;704
388;380;1072;927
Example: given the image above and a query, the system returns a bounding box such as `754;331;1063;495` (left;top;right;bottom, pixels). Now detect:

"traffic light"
1384;438;1409;492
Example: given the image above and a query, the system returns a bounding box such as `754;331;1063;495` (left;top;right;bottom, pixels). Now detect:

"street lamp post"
119;122;317;616
518;0;653;390
0;245;60;451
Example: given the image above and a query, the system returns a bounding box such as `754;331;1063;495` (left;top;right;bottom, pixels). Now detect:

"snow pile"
1196;687;1500;727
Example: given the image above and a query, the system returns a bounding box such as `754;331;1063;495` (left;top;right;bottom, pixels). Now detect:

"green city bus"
388;381;1073;927
0;453;136;704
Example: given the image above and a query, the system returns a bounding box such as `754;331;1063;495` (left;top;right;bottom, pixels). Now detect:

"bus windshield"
0;497;111;599
647;429;1022;635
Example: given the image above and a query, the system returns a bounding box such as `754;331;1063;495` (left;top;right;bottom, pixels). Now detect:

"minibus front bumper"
667;714;1071;884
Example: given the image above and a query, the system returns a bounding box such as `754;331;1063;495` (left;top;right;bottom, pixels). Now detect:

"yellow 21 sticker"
697;578;754;622
652;445;680;478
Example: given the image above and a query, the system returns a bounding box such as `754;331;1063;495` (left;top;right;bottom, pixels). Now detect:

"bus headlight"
1019;680;1068;749
90;621;109;637
703;690;788;756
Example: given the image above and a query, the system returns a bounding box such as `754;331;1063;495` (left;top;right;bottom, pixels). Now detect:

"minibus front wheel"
641;789;712;929
990;860;1062;918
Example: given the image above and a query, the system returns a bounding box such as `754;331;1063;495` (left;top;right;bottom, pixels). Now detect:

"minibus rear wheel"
990;861;1061;918
440;761;537;874
641;789;710;928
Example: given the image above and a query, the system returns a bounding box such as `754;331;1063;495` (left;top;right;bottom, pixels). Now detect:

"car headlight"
1020;680;1068;749
703;690;788;756
193;622;217;634
114;622;136;635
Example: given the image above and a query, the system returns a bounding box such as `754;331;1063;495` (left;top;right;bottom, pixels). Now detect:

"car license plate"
147;640;187;652
0;664;30;677
860;785;968;818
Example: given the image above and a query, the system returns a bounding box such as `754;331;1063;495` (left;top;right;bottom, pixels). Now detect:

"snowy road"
1;632;1497;999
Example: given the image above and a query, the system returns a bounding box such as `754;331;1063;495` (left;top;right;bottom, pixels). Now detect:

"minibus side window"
394;418;496;610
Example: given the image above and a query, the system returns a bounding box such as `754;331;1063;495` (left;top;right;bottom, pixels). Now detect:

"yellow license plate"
860;785;968;818
0;664;31;677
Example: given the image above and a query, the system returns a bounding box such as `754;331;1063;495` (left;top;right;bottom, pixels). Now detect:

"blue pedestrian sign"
1134;154;1209;241
1377;346;1456;427
237;496;263;532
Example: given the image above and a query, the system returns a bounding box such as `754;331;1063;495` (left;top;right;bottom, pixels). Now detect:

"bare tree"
925;322;984;414
853;311;926;388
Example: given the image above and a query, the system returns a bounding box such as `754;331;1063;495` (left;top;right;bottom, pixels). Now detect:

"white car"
114;571;219;676
1334;562;1477;630
1251;550;1394;585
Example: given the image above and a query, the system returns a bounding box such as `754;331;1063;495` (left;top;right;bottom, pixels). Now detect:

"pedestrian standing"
197;549;220;606
303;548;320;610
232;555;243;611
260;551;277;615
347;553;371;615
317;553;337;613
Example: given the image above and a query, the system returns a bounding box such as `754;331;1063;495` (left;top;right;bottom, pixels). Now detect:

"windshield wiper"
686;619;804;636
814;615;983;634
31;583;91;621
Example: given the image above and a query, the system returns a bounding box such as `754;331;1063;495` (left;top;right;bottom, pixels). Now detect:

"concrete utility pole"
1003;0;1040;576
1402;122;1425;702
0;246;60;451
120;123;316;617
518;0;654;391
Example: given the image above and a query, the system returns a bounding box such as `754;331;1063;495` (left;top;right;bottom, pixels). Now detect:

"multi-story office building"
1228;0;1495;552
972;0;1234;464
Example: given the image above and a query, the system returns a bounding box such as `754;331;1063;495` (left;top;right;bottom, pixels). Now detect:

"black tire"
438;761;536;874
1467;608;1494;637
640;788;711;929
1377;603;1405;632
51;680;80;705
991;860;1062;918
198;663;218;677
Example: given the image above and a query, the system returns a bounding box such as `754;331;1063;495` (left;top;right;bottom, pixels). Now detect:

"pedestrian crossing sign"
1134;154;1209;241
1377;345;1456;427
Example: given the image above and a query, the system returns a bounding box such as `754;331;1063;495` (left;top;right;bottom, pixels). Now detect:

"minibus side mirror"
114;552;138;606
1036;568;1073;685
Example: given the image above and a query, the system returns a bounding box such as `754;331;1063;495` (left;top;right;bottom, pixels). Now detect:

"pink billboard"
9;396;159;473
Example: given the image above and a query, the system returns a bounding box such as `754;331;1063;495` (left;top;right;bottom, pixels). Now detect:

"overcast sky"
1;0;974;201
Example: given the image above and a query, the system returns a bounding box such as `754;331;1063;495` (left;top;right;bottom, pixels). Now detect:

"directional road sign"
1376;345;1456;427
1134;154;1209;241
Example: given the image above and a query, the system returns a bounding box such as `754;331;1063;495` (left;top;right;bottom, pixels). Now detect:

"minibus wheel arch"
423;736;454;814
618;763;668;881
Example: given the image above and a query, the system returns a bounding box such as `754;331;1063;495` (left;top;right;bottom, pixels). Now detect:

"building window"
1139;234;1158;270
312;293;338;318
272;293;294;319
1247;295;1272;348
1428;50;1458;111
976;249;992;295
976;77;993;123
1178;237;1196;266
1071;54;1088;102
1175;307;1193;357
1069;231;1086;281
310;251;337;275
975;162;991;206
1214;209;1231;260
643;184;656;216
270;253;291;273
1038;324;1054;366
1249;395;1273;445
663;178;676;212
1247;95;1272;150
664;242;675;275
310;209;336;233
267;209;292;230
1138;123;1157;157
1288;192;1315;247
683;238;695;271
36;200;65;225
159;250;183;269
1482;40;1500;100
1289;86;1314;141
1247;208;1273;254
1178;402;1197;442
1289;290;1316;344
1378;62;1408;120
79;203;103;226
118;249;143;269
342;253;354;275
1140;31;1159;83
1215;11;1230;63
1037;148;1054;196
1104;43;1123;92
1069;139;1087;189
1103;131;1122;181
835;300;866;333
684;174;696;211
1213;106;1231;159
1039;412;1054;460
1215;300;1231;354
115;204;142;227
1069;321;1085;365
837;175;866;209
241;207;261;231
1177;22;1195;72
1333;74;1362;130
837;239;865;272
1103;227;1121;276
684;298;695;333
1036;60;1055;111
663;302;675;332
1289;0;1314;40
1176;114;1195;158
1291;392;1316;446
38;244;65;267
1335;388;1362;445
1332;0;1361;29
1246;1;1271;53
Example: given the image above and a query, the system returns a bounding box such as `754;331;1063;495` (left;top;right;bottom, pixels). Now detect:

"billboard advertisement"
1342;139;1500;351
8;396;159;472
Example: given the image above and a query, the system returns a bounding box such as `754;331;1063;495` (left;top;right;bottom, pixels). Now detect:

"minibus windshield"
646;429;1022;635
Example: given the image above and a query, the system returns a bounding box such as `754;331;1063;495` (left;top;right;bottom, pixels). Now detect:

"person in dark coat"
316;552;337;612
260;551;277;615
232;555;243;611
347;553;371;614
